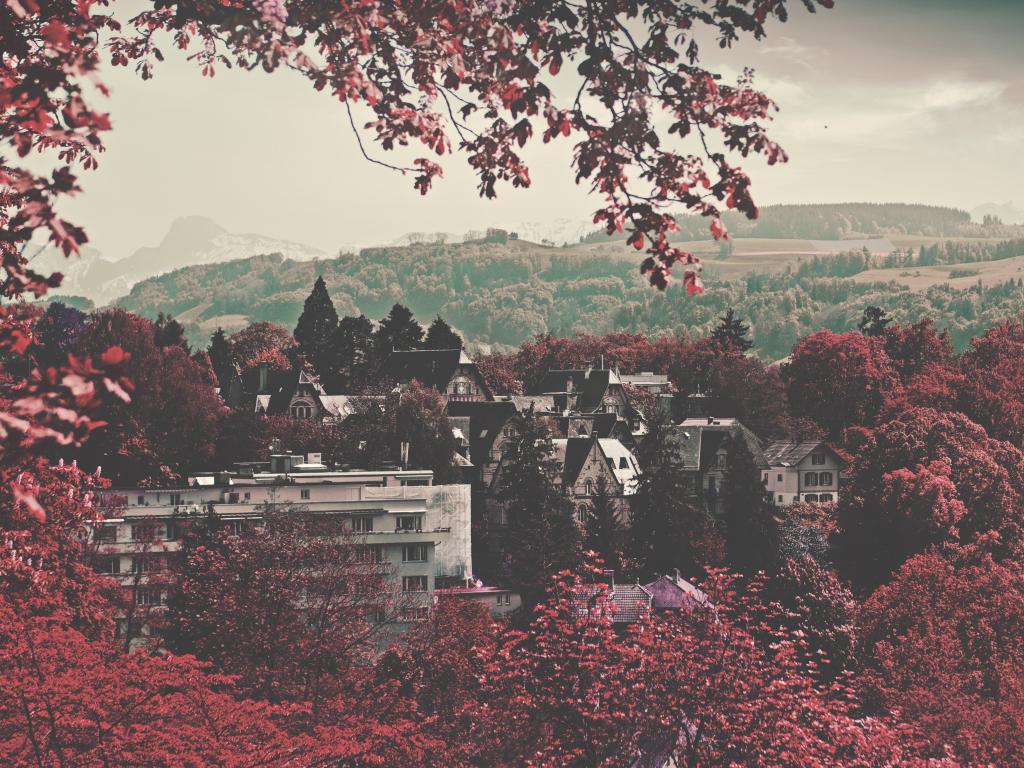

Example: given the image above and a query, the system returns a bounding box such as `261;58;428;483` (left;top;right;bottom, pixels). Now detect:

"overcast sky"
58;0;1024;259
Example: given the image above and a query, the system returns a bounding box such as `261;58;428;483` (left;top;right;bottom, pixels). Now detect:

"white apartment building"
92;457;473;635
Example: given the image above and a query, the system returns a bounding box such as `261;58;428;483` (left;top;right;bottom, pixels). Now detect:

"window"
819;493;834;502
454;379;470;395
502;425;516;438
395;515;422;532
300;489;311;500
811;453;826;465
169;493;182;506
575;504;588;524
716;452;728;469
96;525;118;543
819;472;833;486
137;495;145;505
805;494;819;503
228;520;245;536
402;606;430;621
584;479;594;496
165;522;182;542
402;544;428;563
131;556;149;575
402;575;428;593
762;473;768;485
95;555;120;574
804;472;819;487
619;456;629;469
243;491;251;501
131;524;155;542
497;593;511;605
352;515;374;533
777;494;784;502
777;473;783;482
135;587;164;606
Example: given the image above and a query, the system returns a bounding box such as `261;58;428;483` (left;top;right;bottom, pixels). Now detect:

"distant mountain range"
34;216;326;305
972;202;1024;225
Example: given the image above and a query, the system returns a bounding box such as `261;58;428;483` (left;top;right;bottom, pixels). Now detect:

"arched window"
290;400;313;419
585;479;594;495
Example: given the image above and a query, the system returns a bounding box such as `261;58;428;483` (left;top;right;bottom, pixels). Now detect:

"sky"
55;0;1024;259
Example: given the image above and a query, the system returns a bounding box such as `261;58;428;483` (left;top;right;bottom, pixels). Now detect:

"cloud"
920;80;1005;111
759;37;823;70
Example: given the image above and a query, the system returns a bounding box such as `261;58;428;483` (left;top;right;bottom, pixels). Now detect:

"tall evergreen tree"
630;410;706;580
293;276;339;379
332;314;375;391
584;475;626;575
374;303;423;355
208;327;234;393
722;434;779;574
710;308;752;352
424;315;463;350
154;312;190;352
857;305;892;337
498;418;581;605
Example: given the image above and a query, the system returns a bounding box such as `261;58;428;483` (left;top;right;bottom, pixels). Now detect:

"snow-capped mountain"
32;216;326;305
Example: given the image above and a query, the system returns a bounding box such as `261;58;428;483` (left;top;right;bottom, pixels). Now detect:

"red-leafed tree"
858;545;1024;764
784;330;899;441
835;407;1024;590
229;321;297;373
957;319;1024;446
72;309;224;484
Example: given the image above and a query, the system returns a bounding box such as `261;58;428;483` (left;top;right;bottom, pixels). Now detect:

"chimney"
602;569;615;587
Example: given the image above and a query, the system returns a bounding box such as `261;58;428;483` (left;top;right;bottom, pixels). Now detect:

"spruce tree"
498;418;581;605
208;327;234;392
293;276;339;379
423;315;463;350
374;303;424;355
710;308;752;352
722;434;779;574
630;410;705;580
332;314;375;391
584;475;626;575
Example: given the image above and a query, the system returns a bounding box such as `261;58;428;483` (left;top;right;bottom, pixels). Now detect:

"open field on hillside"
851;253;1024;290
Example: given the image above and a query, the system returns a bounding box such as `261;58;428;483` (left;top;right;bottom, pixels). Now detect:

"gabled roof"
536;368;622;412
675;417;767;469
445;399;519;468
572;582;653;623
555;437;594;488
266;367;325;415
644;572;712;612
597;438;641;494
382;348;490;396
763;440;842;467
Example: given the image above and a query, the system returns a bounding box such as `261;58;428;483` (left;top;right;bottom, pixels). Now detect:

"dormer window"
811;453;826;465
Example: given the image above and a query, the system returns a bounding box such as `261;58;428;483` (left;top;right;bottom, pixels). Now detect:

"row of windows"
96;523;183;544
775;493;834;503
804;472;833;487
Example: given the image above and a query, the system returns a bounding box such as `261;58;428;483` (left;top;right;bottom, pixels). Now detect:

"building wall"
765;451;842;505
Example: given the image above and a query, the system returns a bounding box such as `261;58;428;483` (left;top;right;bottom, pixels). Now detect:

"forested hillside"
116;229;1024;360
583;202;989;242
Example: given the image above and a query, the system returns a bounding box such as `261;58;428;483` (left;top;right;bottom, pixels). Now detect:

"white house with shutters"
762;440;845;506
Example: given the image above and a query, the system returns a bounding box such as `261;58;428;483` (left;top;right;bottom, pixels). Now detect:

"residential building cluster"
90;344;845;637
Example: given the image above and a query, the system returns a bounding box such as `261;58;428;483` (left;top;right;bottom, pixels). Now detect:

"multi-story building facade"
762;441;845;505
93;459;473;640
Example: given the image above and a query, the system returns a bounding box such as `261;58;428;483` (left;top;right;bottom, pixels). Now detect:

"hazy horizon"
54;0;1024;260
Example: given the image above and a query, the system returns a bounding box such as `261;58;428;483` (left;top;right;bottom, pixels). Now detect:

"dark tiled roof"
536;369;616;412
675;418;768;469
572;582;653;623
561;437;595;487
763;440;831;466
445;400;519;468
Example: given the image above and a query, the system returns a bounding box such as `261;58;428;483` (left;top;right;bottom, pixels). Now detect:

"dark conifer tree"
293;276;339;379
332;314;376;391
710;308;753;352
722;435;779;574
630;410;705;580
424;315;463;350
154;312;190;352
584;475;626;575
498;417;581;605
857;305;892;337
374;303;423;355
208;327;234;393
